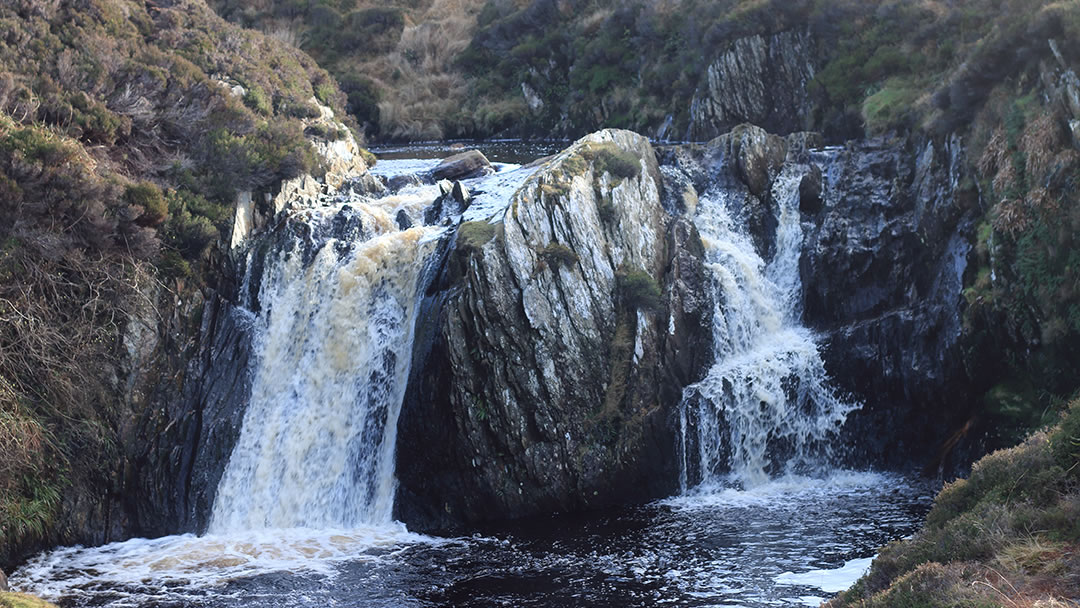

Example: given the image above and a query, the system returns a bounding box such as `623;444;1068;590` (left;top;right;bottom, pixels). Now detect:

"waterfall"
209;201;441;532
681;166;858;490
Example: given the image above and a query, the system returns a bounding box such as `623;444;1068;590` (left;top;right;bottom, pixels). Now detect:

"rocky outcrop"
687;30;816;141
396;130;713;528
230;99;373;250
799;135;981;471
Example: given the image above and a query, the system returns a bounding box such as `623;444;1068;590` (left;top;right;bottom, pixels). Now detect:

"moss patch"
457;221;496;252
0;593;59;608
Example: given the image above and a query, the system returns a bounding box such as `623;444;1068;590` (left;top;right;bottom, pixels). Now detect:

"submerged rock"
431;150;494;181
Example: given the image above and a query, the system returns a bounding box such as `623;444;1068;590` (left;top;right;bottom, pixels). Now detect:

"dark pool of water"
15;472;936;608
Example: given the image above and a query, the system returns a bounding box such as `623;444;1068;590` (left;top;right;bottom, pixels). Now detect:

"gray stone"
0;568;7;591
396;130;713;529
431;150;494;181
687;30;816;140
395;209;413;231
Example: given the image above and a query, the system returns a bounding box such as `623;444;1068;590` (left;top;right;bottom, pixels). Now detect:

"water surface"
15;472;935;608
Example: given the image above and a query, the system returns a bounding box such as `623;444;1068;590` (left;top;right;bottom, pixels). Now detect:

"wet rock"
431;150;494;181
396;209;413;231
709;124;788;197
798;164;823;214
786;131;825;163
387;173;423;192
397;130;713;529
800;135;979;471
425;181;472;226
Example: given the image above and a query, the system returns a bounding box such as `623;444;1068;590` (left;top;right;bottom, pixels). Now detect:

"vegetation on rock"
457;221;496;252
0;594;58;608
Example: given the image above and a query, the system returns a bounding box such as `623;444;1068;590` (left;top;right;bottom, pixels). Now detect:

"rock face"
687;30;816;141
396;130;713;528
799;135;981;471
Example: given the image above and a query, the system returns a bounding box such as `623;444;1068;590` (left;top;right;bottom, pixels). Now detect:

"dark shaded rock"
396;209;413;230
424;180;472;226
387;173;423;191
800;135;981;473
431;150;494;181
798;164;823;214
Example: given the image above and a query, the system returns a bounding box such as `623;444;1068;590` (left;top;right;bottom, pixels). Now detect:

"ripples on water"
14;471;936;608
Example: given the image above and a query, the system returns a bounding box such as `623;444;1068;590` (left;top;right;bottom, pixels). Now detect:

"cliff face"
799;137;980;471
686;30;816;142
396;131;713;527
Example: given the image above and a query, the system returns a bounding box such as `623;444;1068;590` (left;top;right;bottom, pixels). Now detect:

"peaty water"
11;144;935;607
12;472;935;607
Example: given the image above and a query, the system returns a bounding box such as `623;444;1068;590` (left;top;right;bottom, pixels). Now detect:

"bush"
244;86;272;115
617;267;662;311
539;242;579;268
125;182;168;227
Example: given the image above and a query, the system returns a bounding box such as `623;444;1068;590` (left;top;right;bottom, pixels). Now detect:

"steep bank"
827;400;1080;607
0;0;369;567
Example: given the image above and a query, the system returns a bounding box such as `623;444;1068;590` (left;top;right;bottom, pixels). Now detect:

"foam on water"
776;556;875;594
13;526;440;606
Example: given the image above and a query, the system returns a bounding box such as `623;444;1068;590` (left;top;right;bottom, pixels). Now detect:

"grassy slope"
827;401;1080;607
0;0;356;565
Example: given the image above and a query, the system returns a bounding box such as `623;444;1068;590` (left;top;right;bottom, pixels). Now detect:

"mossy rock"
580;143;640;180
0;593;59;608
457;221;496;252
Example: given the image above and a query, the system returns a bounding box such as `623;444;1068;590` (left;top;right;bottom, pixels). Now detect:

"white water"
681;166;858;490
210;201;441;532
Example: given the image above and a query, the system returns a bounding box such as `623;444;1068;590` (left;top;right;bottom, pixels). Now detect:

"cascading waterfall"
681;165;858;490
210;201;441;532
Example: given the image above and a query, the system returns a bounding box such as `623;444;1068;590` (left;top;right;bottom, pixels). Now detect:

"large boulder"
431;150;494;181
396;130;713;528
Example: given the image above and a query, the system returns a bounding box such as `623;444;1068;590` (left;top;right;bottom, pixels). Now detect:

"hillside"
0;0;362;565
828;400;1080;607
